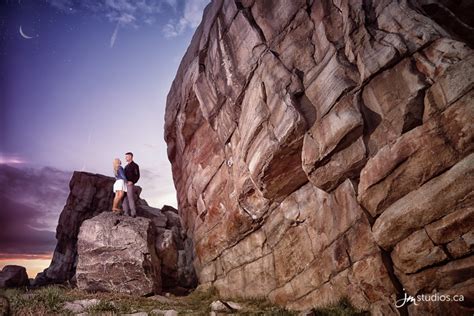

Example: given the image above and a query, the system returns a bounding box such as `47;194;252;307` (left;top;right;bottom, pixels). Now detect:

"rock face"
76;212;161;295
34;172;115;286
153;204;198;293
0;265;29;288
35;171;197;294
164;0;474;314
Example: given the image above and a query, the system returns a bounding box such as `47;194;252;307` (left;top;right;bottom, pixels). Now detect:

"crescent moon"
19;25;34;39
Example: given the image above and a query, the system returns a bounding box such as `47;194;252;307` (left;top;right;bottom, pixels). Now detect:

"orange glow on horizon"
0;253;53;279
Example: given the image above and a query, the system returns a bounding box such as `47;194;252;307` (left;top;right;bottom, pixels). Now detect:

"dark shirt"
124;161;140;184
116;166;127;180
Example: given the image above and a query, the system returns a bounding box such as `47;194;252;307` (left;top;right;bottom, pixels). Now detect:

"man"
122;152;140;217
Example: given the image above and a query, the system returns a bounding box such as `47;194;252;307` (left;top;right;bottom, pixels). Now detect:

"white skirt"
113;179;127;193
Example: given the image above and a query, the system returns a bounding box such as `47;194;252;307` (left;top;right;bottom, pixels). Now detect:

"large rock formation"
76;212;161;295
0;265;29;288
34;172;197;294
164;0;474;314
34;172;115;286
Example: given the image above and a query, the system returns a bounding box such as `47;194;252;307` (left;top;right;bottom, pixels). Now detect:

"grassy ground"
0;285;367;315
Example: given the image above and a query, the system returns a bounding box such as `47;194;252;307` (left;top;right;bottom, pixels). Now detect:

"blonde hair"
113;158;121;176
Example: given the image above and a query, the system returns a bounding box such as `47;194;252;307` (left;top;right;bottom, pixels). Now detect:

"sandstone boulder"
76;212;161;295
34;172;197;294
0;265;29;288
164;0;474;313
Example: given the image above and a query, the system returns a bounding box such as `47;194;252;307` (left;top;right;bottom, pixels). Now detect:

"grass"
0;286;366;315
1;286;69;315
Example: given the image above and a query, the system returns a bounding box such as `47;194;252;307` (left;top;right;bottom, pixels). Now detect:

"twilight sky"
0;0;209;276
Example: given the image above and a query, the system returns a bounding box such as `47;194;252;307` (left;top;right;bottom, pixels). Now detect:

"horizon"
1;0;210;278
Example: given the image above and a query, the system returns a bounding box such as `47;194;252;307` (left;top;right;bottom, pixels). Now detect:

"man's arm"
134;163;140;183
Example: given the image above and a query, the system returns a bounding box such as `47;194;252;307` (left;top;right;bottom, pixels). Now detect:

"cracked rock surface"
76;213;161;296
34;172;197;295
165;0;474;314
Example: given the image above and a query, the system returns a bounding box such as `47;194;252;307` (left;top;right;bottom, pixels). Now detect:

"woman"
112;158;127;214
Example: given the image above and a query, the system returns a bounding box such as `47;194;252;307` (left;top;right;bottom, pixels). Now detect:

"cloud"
164;0;179;11
47;0;74;12
110;22;120;47
0;164;71;232
45;0;210;41
46;0;164;47
47;0;162;26
0;253;53;260
0;164;72;258
162;0;210;38
143;143;160;148
0;153;26;164
0;196;57;256
138;166;177;208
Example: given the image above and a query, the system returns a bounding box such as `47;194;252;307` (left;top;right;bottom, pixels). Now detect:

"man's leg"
127;183;137;217
122;194;130;216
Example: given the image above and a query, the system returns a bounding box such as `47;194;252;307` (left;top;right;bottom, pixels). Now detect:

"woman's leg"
116;191;124;210
112;190;123;212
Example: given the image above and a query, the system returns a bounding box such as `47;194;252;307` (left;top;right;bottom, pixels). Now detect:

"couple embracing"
112;152;140;217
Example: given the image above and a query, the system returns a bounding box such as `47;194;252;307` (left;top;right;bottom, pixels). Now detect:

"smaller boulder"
210;300;231;312
139;205;168;228
163;211;182;229
0;265;29;288
156;229;178;281
63;299;101;314
161;205;178;214
210;300;242;312
226;301;242;310
75;213;161;295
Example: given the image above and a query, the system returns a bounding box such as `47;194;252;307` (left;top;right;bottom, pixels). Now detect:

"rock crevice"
165;0;473;314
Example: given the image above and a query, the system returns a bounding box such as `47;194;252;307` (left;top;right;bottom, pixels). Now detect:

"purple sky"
0;0;209;275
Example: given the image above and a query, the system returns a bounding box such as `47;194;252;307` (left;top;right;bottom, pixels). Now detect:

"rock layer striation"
164;0;474;314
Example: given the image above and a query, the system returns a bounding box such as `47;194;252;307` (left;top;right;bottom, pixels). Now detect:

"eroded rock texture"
34;172;197;294
76;212;161;295
164;0;474;314
34;172;115;286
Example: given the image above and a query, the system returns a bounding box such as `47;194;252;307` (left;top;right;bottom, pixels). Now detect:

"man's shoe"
132;215;136;218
